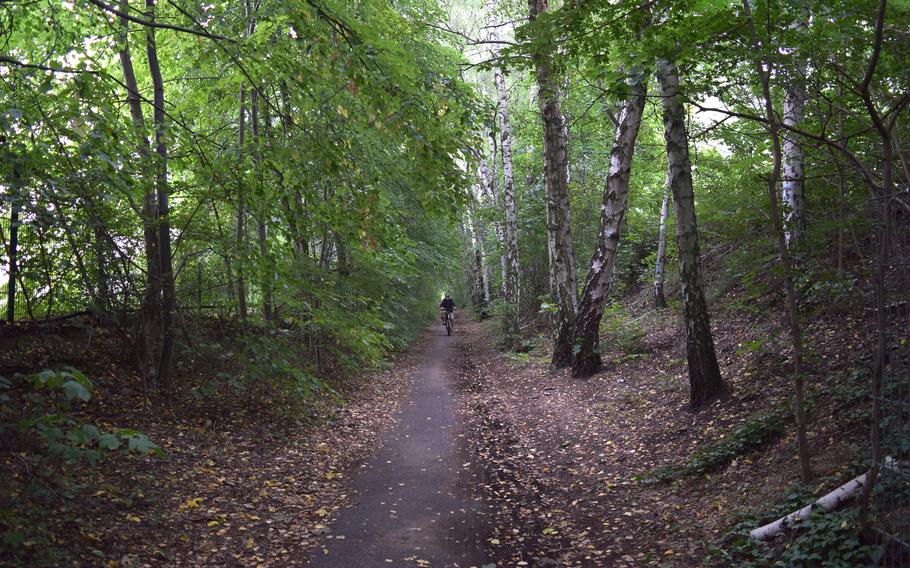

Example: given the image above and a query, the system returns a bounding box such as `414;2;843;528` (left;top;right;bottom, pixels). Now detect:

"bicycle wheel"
445;314;452;336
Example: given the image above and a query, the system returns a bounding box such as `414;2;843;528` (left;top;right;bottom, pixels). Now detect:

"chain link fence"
865;187;910;565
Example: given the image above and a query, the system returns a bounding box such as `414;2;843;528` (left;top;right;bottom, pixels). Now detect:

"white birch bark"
656;58;728;408
782;59;807;246
570;74;649;377
527;0;577;364
654;172;670;308
487;0;521;340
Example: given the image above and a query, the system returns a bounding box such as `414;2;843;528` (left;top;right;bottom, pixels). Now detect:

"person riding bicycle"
439;294;455;324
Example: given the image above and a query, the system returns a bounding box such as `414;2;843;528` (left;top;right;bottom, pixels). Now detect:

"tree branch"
86;0;236;42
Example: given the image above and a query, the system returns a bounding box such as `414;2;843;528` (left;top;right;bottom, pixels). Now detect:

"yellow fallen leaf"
125;514;141;523
183;497;204;509
316;508;328;517
246;538;255;550
489;538;500;545
207;520;219;527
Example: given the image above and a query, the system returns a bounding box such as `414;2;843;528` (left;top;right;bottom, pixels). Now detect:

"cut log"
750;457;897;541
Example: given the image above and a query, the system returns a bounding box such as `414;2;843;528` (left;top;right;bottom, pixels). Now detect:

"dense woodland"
1;0;909;566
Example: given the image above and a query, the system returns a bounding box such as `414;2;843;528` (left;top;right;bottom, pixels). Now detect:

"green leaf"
61;379;91;402
98;433;120;451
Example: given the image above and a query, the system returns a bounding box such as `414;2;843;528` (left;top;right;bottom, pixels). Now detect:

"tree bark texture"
571;76;648;378
741;0;813;482
656;58;728;409
117;0;160;379
6;162;21;322
486;0;521;340
253;89;273;322
145;0;175;389
654;173;670;309
782;59;807;247
528;0;577;365
236;85;248;320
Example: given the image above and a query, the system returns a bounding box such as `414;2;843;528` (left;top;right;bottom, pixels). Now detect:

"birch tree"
741;0;813;482
656;58;728;409
486;0;521;343
782;56;807;247
527;0;578;365
570;73;649;377
653;173;670;309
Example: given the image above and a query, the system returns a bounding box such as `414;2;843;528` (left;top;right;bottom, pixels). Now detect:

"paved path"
308;317;489;568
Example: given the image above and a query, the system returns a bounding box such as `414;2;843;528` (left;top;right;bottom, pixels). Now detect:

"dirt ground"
451;304;870;567
1;299;871;567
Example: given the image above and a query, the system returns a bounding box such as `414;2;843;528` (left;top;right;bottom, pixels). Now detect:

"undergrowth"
706;482;882;567
642;405;790;484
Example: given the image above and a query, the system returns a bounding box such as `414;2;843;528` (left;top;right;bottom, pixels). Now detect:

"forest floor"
1;293;873;567
453;298;872;567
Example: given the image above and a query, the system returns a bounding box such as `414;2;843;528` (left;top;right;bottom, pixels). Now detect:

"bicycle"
441;309;454;336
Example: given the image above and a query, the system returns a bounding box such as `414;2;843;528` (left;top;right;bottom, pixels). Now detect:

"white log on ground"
749;457;897;541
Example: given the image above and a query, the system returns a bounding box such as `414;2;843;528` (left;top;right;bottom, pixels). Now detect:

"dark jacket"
440;298;455;312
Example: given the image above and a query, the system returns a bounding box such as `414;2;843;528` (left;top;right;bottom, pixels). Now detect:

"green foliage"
2;368;162;465
238;331;341;405
708;489;883;567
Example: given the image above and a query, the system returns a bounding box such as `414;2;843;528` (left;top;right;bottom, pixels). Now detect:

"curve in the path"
308;317;489;568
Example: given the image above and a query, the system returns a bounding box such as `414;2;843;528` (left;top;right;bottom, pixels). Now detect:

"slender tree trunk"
484;131;509;298
835;83;846;273
469;187;492;306
656;58;728;409
571;76;648;377
487;3;521;340
782;59;807;247
251;88;273;321
93;222;110;312
528;0;577;364
117;0;159;379
145;0;175;388
741;0;812;481
236;85;248;320
477;157;498;302
6;162;21;322
654;172;670;309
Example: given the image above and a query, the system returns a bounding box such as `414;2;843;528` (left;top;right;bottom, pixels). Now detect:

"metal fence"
865;187;910;565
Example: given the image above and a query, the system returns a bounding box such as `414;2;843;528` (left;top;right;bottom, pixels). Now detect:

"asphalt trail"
308;316;489;568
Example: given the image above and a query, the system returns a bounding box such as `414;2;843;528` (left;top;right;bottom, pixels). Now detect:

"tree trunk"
528;0;577;365
741;0;812;481
6;162;21;322
656;58;728;409
485;131;509;298
571;76;648;378
654;173;670;309
782;59;807;247
487;1;521;341
251;88;273;322
465;205;485;308
145;0;175;389
236;85;248;320
117;0;159;379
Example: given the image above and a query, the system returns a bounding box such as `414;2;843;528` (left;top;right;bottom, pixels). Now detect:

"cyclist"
439;294;455;325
